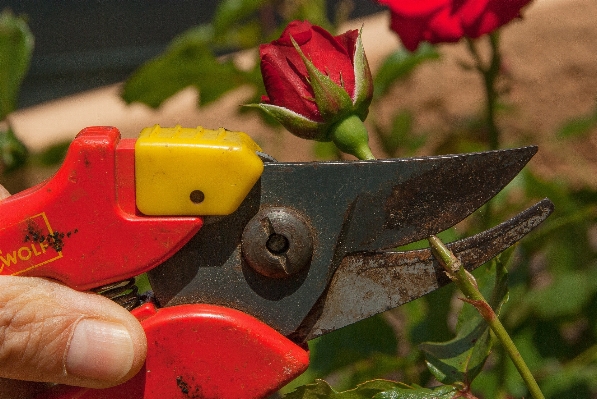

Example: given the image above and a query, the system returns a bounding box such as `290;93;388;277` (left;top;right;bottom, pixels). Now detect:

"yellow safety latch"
135;125;264;216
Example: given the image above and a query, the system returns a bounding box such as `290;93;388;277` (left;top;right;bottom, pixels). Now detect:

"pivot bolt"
242;207;313;278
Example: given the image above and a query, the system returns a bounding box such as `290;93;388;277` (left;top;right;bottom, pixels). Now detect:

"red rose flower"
377;0;533;51
260;21;357;123
255;21;373;143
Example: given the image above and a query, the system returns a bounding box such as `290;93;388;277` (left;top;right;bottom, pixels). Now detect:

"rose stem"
428;235;546;399
466;32;502;229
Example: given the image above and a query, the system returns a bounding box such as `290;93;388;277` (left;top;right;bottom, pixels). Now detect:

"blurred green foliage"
0;8;95;175
0;9;32;172
0;9;33;120
556;103;597;140
0;127;27;172
372;43;439;99
120;0;342;110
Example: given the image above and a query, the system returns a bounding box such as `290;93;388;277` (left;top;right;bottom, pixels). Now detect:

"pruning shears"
0;125;553;399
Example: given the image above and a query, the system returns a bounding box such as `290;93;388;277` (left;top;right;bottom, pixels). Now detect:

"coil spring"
92;278;141;311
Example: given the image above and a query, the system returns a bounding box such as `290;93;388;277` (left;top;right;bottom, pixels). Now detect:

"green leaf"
211;0;266;50
121;26;246;108
374;384;458;399
408;284;455;346
34;140;70;166
213;20;264;50
526;269;597;319
386;110;413;155
336;353;409;391
556;104;597;139
419;259;510;385
0;127;28;172
540;363;597;398
373;43;439;98
284;379;419;399
284;379;335;398
212;0;264;36
286;0;333;32
308;314;398;378
421;323;492;386
557;115;597;139
0;9;34;119
376;110;426;157
281;315;398;394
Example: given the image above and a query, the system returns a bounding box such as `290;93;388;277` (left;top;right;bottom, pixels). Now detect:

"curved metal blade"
293;199;554;342
150;147;538;338
341;146;538;252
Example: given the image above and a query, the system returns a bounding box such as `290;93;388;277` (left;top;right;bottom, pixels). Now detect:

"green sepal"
245;103;326;140
351;27;373;121
291;37;353;125
329;114;375;160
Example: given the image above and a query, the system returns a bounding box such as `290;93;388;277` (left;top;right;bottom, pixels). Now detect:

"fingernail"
66;319;135;381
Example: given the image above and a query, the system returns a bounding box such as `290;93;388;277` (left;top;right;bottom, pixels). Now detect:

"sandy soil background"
3;0;596;192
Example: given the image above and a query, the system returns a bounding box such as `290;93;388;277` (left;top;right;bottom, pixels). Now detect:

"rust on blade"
344;146;539;252
383;146;538;242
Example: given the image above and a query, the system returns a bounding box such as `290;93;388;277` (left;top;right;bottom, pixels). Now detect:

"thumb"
0;185;9;200
0;276;147;389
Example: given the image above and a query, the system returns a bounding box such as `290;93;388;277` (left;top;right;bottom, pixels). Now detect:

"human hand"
0;185;147;399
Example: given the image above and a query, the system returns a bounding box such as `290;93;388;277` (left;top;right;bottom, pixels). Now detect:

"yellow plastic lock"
135;125;264;216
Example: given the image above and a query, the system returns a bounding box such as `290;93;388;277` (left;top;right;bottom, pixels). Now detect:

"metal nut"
242;207;313;278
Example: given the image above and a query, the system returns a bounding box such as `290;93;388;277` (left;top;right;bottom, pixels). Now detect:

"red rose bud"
377;0;533;51
251;21;373;147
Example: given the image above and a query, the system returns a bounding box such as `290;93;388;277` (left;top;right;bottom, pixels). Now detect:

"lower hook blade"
293;199;554;342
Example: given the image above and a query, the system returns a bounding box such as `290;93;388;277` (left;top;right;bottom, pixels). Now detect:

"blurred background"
6;0;384;108
1;0;596;397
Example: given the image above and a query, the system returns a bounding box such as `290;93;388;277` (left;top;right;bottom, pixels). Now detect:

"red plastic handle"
0;127;203;290
35;303;310;399
2;127;310;398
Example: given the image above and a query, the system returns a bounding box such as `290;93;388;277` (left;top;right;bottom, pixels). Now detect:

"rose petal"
389;13;433;51
260;47;320;121
453;0;490;27
378;0;448;17
381;0;533;50
274;21;313;46
426;7;465;43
